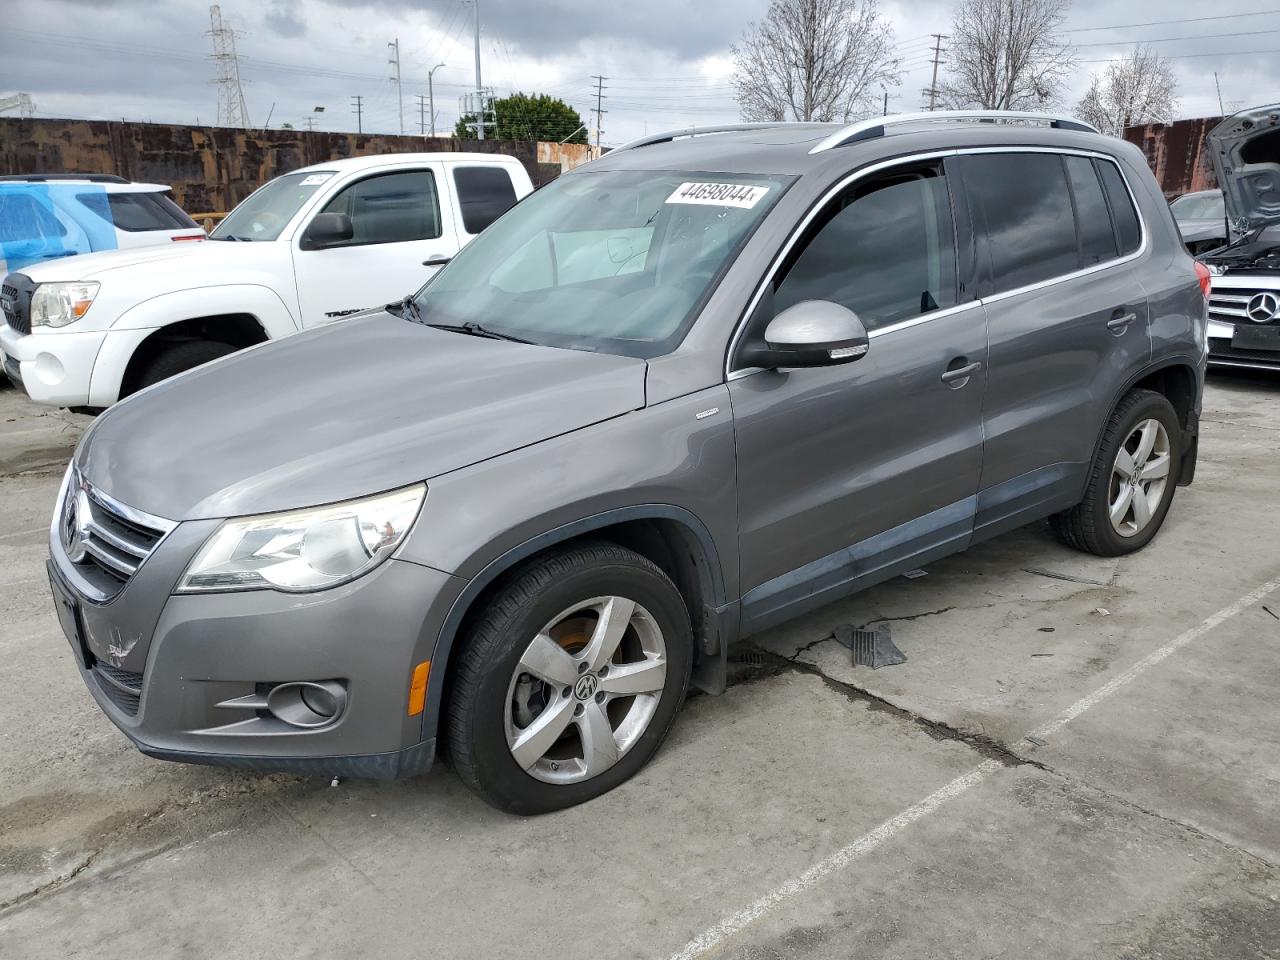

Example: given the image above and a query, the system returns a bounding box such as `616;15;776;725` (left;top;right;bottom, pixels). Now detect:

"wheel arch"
118;313;270;398
420;504;734;745
1088;355;1202;493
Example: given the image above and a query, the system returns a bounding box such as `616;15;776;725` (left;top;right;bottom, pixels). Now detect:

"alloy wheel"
1108;418;1171;538
504;596;667;784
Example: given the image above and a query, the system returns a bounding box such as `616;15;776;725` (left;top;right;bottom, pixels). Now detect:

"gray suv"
47;112;1208;813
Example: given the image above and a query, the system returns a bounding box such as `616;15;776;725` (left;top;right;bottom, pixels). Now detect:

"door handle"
1107;310;1138;331
940;360;982;385
423;255;452;267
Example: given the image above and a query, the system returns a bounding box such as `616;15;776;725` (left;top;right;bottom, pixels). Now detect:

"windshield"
412;169;791;357
1171;192;1224;221
210;171;336;241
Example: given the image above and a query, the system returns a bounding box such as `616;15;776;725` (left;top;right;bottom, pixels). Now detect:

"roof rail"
809;111;1099;154
613;122;836;154
0;173;130;183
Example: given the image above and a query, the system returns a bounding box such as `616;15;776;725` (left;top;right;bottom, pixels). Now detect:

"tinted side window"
963;153;1078;294
774;169;958;331
1097;161;1141;254
320;170;441;246
1064;156;1118;265
77;192;197;232
0;194;65;242
454;166;518;234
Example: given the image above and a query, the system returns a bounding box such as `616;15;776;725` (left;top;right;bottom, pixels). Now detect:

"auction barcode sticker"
666;182;770;209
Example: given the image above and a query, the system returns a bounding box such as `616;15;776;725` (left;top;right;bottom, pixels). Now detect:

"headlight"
31;281;100;328
177;485;425;593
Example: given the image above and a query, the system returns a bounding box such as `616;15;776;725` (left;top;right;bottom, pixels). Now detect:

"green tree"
455;92;587;143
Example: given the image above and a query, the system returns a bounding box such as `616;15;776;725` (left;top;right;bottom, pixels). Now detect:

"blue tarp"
0;183;119;274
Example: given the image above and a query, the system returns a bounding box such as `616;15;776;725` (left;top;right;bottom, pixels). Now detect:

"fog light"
266;680;347;728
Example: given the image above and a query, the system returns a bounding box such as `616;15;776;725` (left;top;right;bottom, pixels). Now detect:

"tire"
132;340;237;393
1051;388;1182;557
446;542;693;814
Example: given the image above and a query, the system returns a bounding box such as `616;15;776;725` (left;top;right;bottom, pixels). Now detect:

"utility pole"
592;74;608;152
389;38;404;136
1214;72;1226;117
428;62;445;138
925;33;947;111
472;0;485;139
208;5;250;128
303;116;317;132
416;94;427;135
351;95;363;134
882;89;888;116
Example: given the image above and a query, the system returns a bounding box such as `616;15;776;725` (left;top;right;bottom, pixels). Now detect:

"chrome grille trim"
54;467;176;601
1209;287;1280;325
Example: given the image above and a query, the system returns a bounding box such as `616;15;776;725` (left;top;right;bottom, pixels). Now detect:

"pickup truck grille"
1;274;34;335
58;470;173;599
1209;288;1280;326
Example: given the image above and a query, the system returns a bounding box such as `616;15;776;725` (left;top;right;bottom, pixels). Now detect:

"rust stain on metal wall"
0;119;568;213
1123;116;1222;198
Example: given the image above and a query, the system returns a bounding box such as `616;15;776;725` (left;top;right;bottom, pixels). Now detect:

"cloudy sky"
3;0;1278;145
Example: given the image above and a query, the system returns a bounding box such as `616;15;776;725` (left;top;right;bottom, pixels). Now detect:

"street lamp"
428;63;446;138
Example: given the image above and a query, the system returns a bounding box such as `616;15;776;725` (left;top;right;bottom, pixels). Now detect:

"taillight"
1194;261;1212;299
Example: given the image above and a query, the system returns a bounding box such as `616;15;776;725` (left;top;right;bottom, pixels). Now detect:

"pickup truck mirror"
301;212;355;251
738;300;870;369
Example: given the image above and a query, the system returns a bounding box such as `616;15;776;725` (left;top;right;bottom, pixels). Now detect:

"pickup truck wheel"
1051;389;1182;557
446;542;693;815
133;340;237;392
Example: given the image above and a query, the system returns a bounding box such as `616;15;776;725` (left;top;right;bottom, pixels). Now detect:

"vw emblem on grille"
62;488;94;564
573;674;599;701
1246;291;1280;323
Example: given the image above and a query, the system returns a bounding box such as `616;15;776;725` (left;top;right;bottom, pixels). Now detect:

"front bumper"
0;324;106;406
51;543;467;780
1208;320;1280;370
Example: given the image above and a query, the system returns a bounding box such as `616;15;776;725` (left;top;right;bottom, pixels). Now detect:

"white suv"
0;174;203;276
1;153;533;408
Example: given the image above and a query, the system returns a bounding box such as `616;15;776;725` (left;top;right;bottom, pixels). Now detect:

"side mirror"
740;300;870;369
300;212;354;250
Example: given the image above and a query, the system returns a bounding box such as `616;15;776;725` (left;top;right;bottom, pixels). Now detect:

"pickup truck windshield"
412;169;791;358
210;171;335;241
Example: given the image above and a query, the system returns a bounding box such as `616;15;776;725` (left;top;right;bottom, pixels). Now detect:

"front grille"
92;662;143;715
1;275;34;335
1209;288;1280;325
58;470;173;599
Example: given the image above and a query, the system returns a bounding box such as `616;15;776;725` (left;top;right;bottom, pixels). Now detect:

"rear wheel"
1051;389;1182;556
132;340;236;393
446;542;692;814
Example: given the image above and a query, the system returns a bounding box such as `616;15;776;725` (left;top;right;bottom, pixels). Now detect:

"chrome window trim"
724;146;1150;380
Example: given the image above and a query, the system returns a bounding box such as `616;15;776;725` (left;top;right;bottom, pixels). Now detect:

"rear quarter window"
453;166;519;234
1096;161;1142;255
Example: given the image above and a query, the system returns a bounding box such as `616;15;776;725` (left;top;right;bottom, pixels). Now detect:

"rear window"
453;166;518;234
77;191;198;232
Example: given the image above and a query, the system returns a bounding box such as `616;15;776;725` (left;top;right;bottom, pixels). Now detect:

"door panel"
732;305;988;616
292;164;459;325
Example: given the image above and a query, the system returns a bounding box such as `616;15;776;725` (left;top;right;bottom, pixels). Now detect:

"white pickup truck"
0;152;533;408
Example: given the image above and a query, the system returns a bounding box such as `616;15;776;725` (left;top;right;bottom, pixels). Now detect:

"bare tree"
1076;46;1178;136
941;0;1075;111
731;0;901;123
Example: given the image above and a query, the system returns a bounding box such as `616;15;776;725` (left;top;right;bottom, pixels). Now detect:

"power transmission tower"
351;95;363;134
924;34;947;111
389;38;404;136
0;93;35;118
208;5;250;129
592;74;608;152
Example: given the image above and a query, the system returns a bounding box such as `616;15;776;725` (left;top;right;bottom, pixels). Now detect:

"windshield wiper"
211;234;254;242
425;320;534;344
388;295;424;322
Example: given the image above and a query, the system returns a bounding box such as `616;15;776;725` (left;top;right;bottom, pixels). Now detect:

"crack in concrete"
729;643;1280;877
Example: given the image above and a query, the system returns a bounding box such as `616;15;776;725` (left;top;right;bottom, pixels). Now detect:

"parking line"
666;573;1280;960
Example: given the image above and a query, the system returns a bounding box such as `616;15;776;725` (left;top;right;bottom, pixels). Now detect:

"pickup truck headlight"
31;281;100;328
177;485;426;593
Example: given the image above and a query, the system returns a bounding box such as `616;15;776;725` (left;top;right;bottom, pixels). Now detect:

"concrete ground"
1;372;1278;959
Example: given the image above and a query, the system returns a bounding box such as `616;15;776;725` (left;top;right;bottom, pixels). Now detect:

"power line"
1079;46;1280;63
1072;27;1280;47
1063;9;1280;32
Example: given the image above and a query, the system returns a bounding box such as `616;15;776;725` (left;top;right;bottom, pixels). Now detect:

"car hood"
76;312;647;520
1208;104;1280;231
14;238;267;283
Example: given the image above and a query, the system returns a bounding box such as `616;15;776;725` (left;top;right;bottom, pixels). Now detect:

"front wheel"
132;340;237;394
445;542;693;814
1051;388;1182;556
